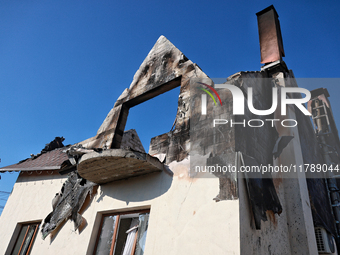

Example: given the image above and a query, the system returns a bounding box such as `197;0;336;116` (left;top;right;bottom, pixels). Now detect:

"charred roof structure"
1;5;340;255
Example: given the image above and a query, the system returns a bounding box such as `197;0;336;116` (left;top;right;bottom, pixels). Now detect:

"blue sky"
1;0;340;212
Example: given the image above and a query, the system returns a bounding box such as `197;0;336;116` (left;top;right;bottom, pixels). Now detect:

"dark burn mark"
242;154;282;229
186;64;195;73
80;178;87;186
162;51;173;69
148;72;155;85
142;65;149;76
179;54;189;64
162;51;172;62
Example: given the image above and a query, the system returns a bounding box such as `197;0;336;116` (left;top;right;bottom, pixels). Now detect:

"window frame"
10;221;40;255
93;209;150;255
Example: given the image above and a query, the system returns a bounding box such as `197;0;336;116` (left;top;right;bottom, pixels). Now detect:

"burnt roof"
0;147;69;172
0;129;145;173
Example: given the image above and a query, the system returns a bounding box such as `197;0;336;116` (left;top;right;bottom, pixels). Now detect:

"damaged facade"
1;5;340;255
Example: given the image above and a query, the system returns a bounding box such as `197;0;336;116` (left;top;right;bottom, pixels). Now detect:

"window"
94;210;150;255
10;222;40;255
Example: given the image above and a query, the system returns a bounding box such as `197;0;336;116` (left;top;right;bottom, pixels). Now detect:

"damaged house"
1;5;340;255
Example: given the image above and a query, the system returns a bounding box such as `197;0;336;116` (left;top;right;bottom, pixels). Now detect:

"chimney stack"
256;5;285;65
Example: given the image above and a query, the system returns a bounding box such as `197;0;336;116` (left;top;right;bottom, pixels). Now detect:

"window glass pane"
27;224;39;255
118;218;138;255
113;218;132;255
134;213;149;255
95;216;117;255
19;225;36;255
11;225;28;255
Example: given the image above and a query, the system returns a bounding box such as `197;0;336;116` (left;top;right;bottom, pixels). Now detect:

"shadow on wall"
96;171;172;205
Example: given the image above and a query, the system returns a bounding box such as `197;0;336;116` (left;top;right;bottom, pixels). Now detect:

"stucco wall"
0;71;323;255
0;158;240;255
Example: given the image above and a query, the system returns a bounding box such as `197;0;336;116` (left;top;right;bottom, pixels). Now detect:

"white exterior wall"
239;76;319;255
0;158;240;255
0;97;320;255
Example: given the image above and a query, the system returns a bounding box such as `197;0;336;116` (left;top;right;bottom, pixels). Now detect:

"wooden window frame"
10;222;40;255
93;209;150;255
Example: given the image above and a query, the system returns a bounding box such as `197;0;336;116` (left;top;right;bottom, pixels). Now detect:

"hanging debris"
26;137;66;161
272;136;294;159
241;153;282;229
42;137;65;153
41;172;96;239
